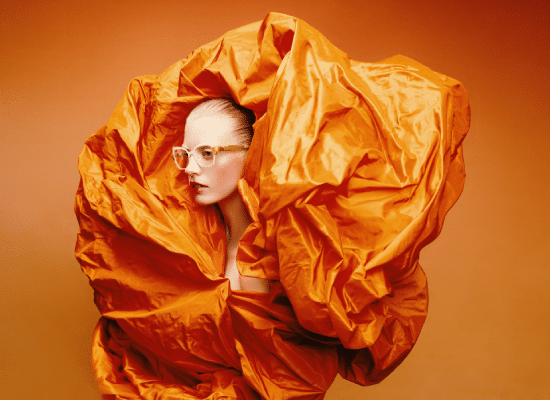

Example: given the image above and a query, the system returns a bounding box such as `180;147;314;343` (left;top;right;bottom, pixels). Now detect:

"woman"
75;12;469;399
172;98;269;293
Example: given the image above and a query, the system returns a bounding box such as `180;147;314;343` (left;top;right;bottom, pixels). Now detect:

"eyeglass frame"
172;144;250;170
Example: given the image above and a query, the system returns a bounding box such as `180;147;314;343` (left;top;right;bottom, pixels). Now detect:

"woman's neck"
218;188;270;293
217;190;252;245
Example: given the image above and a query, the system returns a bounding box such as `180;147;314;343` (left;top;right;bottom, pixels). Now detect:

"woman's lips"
190;182;207;189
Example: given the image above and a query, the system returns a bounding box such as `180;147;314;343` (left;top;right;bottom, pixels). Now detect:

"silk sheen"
75;12;470;400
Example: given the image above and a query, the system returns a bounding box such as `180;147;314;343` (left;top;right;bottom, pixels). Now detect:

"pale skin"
183;111;269;293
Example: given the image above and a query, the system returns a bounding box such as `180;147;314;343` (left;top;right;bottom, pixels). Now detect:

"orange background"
1;1;548;399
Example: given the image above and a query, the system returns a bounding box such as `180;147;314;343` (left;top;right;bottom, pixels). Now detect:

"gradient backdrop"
1;1;549;399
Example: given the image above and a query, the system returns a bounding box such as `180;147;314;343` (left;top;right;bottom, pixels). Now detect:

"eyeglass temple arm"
212;145;250;153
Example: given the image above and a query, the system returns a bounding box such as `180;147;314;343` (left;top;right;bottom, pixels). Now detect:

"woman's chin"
194;195;215;206
193;191;219;206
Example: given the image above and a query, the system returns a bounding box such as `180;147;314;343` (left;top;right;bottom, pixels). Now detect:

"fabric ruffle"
75;12;469;399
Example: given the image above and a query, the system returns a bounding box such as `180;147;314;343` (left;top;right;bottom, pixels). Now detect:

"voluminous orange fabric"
75;12;470;400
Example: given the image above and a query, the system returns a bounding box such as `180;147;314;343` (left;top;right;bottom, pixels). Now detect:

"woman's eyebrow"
181;144;214;150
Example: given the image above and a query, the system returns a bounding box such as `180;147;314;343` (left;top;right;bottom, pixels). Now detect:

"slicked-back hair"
185;98;256;146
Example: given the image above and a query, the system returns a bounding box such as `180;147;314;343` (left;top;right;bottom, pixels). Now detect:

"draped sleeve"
75;12;469;399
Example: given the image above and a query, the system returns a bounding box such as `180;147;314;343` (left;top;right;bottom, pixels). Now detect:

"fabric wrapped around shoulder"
75;12;470;400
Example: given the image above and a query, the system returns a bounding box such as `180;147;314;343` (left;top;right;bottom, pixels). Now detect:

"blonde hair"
185;98;256;145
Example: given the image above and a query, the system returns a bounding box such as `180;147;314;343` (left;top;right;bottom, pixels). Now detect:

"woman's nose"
184;154;201;174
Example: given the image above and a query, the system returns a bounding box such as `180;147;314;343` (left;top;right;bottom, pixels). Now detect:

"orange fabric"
75;12;470;399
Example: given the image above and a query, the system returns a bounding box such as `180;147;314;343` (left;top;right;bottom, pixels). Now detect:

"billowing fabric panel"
75;12;470;399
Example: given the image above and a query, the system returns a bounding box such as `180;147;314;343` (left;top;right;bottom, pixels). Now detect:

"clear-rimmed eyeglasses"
172;145;249;170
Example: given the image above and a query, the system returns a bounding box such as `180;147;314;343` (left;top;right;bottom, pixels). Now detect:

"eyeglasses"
172;145;249;170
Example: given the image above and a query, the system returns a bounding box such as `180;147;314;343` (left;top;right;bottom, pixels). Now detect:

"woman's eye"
200;149;214;159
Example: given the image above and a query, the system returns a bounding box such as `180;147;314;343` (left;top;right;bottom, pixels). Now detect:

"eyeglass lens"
174;146;215;168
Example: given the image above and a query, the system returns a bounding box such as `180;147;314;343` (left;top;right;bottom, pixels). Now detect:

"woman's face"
182;112;248;205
